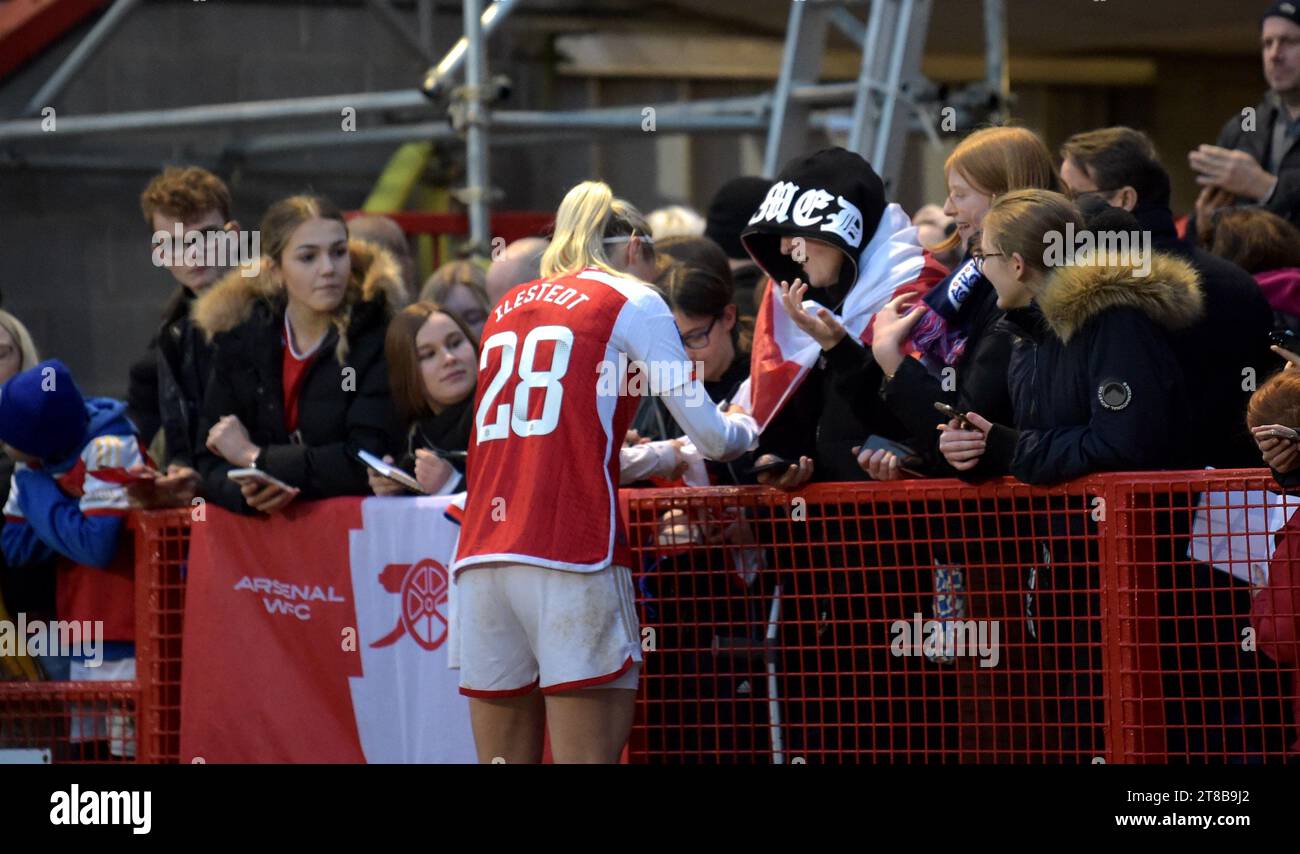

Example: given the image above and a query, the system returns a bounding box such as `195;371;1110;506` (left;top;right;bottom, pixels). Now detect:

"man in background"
1190;1;1300;234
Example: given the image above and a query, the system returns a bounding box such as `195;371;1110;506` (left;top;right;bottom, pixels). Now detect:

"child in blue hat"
0;360;151;699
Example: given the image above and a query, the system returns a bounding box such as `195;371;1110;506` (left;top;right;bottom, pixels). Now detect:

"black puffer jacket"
192;240;403;513
982;253;1205;485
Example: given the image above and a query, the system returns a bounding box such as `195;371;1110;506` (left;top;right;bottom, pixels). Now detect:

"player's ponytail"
543;181;615;277
542;180;653;278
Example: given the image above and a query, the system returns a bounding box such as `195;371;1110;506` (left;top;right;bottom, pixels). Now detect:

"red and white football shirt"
452;267;735;573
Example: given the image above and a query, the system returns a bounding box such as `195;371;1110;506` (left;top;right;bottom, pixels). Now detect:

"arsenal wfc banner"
180;496;475;763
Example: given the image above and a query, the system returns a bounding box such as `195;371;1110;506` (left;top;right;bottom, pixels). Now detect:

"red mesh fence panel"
623;474;1299;764
1103;471;1297;763
2;473;1296;763
132;509;191;764
0;680;138;763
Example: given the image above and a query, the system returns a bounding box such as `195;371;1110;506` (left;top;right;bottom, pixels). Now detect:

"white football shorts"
455;562;642;697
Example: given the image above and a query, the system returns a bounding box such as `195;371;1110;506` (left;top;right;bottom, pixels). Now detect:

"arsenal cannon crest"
370;559;450;651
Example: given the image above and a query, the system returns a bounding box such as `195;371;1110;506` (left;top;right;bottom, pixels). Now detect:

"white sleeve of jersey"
612;287;758;462
611;286;695;397
618;440;679;484
660;396;759;462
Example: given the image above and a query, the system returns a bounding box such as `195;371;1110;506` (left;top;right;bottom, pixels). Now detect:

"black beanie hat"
705;176;772;260
740;148;887;290
1264;1;1300;27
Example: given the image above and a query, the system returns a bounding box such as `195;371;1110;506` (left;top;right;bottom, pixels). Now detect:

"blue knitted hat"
0;359;88;461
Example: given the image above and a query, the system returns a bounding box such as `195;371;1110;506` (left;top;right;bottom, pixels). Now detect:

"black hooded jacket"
982;252;1205;485
738;148;944;481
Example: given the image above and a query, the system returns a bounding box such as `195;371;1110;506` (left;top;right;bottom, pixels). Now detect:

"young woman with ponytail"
448;180;758;764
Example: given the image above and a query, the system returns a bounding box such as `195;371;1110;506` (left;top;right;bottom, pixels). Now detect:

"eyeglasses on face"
679;316;718;349
971;251;1004;274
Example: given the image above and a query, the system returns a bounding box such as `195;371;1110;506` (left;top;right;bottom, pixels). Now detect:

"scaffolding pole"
762;0;829;177
0;0;1011;200
462;0;490;251
22;0;140;118
0;0;523;143
984;0;1010;123
0;89;429;142
422;0;519;98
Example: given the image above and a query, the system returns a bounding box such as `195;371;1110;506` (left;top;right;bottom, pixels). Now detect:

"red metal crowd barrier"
2;471;1297;763
624;471;1298;763
0;511;188;763
132;508;191;765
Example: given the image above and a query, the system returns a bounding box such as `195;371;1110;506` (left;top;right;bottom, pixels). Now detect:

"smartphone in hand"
357;449;428;494
227;468;295;492
1256;426;1300;443
934;401;974;430
1269;329;1298;350
746;457;797;477
859;435;924;476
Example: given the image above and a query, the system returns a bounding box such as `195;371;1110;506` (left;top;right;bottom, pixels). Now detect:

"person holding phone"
1246;367;1300;754
193;195;403;514
127;167;240;512
368;301;478;497
1253;342;1300;486
736;148;946;487
775;129;1055;481
937;190;1202;484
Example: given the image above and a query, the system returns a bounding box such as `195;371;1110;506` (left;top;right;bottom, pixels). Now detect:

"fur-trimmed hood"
192;238;406;343
1038;252;1204;343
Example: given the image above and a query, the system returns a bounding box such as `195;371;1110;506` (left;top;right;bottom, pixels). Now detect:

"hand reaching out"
778;279;847;351
870;292;928;376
